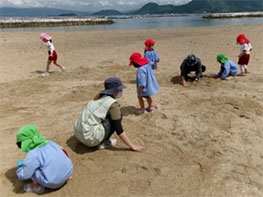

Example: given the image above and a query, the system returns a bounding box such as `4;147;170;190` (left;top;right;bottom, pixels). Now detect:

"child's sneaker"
59;66;66;72
98;139;117;150
41;72;49;77
136;108;146;115
146;107;154;113
24;183;45;194
226;76;234;80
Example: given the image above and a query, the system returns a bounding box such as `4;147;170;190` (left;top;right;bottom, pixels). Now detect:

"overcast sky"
0;0;192;12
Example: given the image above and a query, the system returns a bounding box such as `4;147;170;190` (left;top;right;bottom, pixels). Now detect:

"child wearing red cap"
129;52;160;115
144;39;160;70
40;33;65;77
236;34;252;76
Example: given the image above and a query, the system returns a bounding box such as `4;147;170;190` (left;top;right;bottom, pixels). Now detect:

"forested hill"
131;0;263;14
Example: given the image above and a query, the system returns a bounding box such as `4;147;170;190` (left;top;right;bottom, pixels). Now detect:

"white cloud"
0;0;192;12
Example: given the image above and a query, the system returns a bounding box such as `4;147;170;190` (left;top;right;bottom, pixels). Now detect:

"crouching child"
16;125;73;194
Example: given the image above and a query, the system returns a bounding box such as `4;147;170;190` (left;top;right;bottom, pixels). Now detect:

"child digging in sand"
236;34;252;76
40;33;65;77
216;54;238;80
129;52;160;115
180;54;206;86
16;125;73;194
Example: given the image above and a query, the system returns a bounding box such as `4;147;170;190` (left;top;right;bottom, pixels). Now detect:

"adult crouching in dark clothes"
180;54;206;86
74;77;143;151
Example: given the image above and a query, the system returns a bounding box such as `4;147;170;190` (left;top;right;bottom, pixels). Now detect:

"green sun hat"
16;125;49;152
217;54;229;64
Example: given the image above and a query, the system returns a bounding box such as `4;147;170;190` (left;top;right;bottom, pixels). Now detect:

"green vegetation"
132;0;263;14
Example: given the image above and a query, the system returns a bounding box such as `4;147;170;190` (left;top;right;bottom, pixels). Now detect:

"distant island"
92;10;122;16
0;0;262;17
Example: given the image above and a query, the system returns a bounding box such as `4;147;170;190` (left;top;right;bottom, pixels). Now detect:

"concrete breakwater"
203;12;263;19
0;18;114;28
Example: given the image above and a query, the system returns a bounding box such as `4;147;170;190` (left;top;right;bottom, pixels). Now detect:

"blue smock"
218;60;238;79
136;62;160;97
17;141;73;189
144;50;160;70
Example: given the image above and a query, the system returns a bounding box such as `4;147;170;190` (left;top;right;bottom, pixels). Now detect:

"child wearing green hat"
16;125;73;194
216;54;238;80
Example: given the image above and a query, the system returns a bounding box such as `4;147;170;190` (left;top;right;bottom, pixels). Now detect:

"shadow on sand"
170;76;182;85
5;167;67;195
66;135;97;154
121;106;137;116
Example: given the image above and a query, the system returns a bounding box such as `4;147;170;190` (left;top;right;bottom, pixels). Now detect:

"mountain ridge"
0;0;262;17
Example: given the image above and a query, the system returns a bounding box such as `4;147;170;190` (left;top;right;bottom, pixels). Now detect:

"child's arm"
181;76;188;86
138;86;144;96
180;63;188;86
195;61;202;81
155;51;160;63
137;69;147;95
238;50;245;58
16;151;40;180
220;63;230;80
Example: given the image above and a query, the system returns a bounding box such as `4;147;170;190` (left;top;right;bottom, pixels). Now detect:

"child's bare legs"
53;60;65;71
239;65;245;76
136;96;146;115
53;60;63;69
46;60;52;73
41;60;52;76
146;96;152;109
244;65;249;73
137;96;145;109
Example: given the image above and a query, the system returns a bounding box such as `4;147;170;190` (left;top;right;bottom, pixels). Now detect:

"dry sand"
0;24;263;196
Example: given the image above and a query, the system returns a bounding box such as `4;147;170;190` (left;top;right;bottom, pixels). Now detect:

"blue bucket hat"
101;77;127;95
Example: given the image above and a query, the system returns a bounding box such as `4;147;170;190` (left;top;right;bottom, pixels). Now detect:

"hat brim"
101;84;127;95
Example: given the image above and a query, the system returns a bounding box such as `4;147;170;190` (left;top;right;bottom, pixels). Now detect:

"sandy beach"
0;24;263;196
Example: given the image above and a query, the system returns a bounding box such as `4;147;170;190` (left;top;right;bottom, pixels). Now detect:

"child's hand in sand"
16;160;23;168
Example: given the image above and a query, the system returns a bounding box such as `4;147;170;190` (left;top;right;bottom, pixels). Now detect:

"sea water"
0;14;262;32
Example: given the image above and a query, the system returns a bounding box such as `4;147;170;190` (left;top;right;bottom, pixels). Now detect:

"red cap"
144;39;155;47
129;52;149;66
236;34;250;44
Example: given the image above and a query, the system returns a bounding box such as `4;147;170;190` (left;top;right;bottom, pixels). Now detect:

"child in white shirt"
40;33;65;77
236;34;252;76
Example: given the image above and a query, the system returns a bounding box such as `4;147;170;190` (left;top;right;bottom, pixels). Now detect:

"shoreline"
0;17;114;28
203;11;263;19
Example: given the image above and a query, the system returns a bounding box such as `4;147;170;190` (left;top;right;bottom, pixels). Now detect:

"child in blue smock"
144;39;160;70
216;54;238;80
129;52;160;115
16;125;73;194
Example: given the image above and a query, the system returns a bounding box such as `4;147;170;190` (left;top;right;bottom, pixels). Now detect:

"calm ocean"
1;14;262;32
